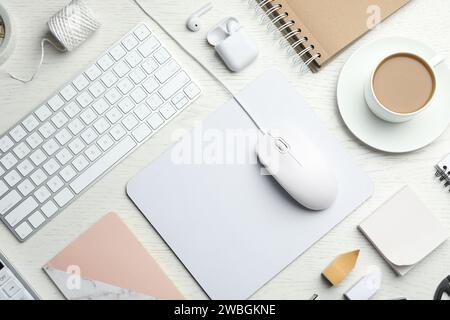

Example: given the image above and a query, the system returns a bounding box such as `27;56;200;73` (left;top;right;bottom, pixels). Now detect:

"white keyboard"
0;23;201;241
0;251;38;299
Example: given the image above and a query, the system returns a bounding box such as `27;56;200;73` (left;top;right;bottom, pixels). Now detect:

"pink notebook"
43;213;183;300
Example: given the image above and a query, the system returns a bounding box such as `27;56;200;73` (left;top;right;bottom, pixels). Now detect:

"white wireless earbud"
186;2;213;32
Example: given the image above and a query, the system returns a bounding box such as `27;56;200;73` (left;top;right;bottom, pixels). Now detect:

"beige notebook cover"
43;213;184;300
259;0;410;70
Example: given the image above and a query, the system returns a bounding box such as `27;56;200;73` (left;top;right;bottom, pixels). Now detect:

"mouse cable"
132;0;265;133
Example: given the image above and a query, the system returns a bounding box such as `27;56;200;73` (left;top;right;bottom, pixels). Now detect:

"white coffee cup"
364;52;445;123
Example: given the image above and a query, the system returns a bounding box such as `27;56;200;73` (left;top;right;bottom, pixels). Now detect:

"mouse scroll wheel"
274;138;290;153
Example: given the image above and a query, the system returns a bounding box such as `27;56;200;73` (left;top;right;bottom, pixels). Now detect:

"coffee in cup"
365;52;444;123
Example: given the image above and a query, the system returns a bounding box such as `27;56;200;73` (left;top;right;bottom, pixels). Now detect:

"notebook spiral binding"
435;154;450;189
248;0;321;73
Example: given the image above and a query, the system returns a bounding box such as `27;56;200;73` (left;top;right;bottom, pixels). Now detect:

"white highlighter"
344;269;382;300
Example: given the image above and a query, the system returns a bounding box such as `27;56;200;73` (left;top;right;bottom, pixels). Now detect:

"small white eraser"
344;270;382;300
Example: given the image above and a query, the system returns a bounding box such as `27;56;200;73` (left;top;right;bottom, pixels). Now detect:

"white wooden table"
1;0;450;300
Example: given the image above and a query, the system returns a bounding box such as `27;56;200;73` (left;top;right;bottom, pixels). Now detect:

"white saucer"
337;37;450;153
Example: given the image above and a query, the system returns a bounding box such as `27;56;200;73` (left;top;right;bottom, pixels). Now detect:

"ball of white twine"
48;0;100;52
10;0;100;83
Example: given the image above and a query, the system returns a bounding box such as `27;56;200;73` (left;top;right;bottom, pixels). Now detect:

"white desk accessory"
344;268;382;300
337;37;450;153
0;250;39;300
127;70;373;300
186;2;213;32
0;2;16;66
207;17;258;72
0;23;201;241
359;186;448;276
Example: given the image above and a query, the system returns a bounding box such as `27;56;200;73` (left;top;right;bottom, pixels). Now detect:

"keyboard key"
43;158;60;175
35;186;51;203
142;77;159;94
85;64;102;81
154;48;171;64
184;82;201;99
81;128;98;144
159;72;190;100
68;138;86;155
70;136;136;194
142;58;158;74
105;88;122;104
134;24;151;40
138;37;160;57
22;115;39;132
126;51;143;68
93;118;110;134
13;142;30;159
30;169;47;186
172;94;189;110
117;78;134;94
43;139;60;156
68;119;85;135
15;222;33;240
110;124;127;141
122;34;138;50
132;123;152;142
41;201;58;218
109;44;126;61
148;113;164;130
10;125;27;142
134;104;151;120
72;74;90;91
56;148;73;165
122;114;139;130
59;166;76;182
72;155;89;171
113;61;130;77
54;188;74;207
76;92;94;108
106;107;123;124
26;132;44;149
28;211;45;228
55;128;73;145
1;153;18;169
4;170;21;187
17;179;35;196
80;108;97;125
17;159;34;176
47;176;64;192
88;81;106;98
93;98;110;115
0;136;14;152
101;71;118;88
97;135;114;151
48;95;64;111
64;101;81;118
51;112;69;128
118;97;135;113
154;59;180;83
4;279;21;297
130;87;147;103
30;150;47;166
35;105;52;121
39;122;56;139
60;84;77;101
129;68;146;84
5;197;38;227
160;104;176;120
97;54;114;71
0;181;9;198
85;145;101;161
0;190;22;215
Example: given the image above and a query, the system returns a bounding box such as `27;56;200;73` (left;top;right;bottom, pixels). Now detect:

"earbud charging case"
207;18;258;72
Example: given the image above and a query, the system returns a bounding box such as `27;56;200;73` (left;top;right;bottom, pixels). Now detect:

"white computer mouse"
256;130;338;211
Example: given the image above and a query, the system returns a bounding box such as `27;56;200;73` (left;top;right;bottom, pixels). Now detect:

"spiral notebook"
255;0;410;71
